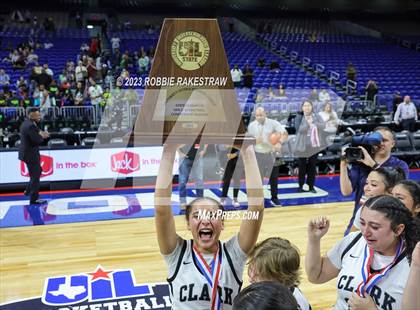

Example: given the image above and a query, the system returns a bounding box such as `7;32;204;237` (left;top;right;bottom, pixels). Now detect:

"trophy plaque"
128;18;251;145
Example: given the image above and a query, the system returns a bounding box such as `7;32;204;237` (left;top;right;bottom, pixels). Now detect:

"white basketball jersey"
164;235;247;310
328;232;409;310
292;286;311;310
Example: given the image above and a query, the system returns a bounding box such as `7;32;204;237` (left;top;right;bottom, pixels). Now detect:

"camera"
345;147;363;161
343;130;383;163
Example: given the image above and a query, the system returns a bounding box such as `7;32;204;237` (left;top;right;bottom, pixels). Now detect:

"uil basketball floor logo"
0;265;171;310
39;266;171;309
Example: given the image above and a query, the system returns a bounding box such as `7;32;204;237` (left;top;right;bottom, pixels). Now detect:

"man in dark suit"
19;108;49;204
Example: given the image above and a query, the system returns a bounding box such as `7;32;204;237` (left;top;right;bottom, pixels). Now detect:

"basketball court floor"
1;171;419;309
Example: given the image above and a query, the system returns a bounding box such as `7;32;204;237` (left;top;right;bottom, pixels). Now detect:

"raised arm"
305;217;340;284
237;144;264;254
154;144;179;255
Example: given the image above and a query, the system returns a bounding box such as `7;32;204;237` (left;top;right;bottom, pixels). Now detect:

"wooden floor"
0;201;354;309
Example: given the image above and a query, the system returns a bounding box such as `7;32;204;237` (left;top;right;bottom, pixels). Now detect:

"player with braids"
306;195;420;310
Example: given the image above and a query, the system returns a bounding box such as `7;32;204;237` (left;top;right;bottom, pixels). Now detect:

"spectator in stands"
80;43;89;56
242;64;253;88
19;90;31;107
394;95;418;132
48;80;60;107
294;100;324;193
43;63;53;77
111;36;120;54
254;90;264;104
90;37;101;58
75;60;88;86
257;57;265;68
30;16;39;37
277;84;286;97
365;80;378;102
268;87;276;100
16;75;28;90
73;82;85;106
119;52;131;70
346;62;357;81
112;48;122;69
340;126;409;235
319;102;339;136
37;68;52;88
308;88;319;102
392;91;403;115
86;58;98;80
269;60;280;72
26;49;38;64
88;78;103;108
138;52;150;73
38;84;51;110
318;89;330;103
9;91;20;107
230;64;243;88
247;237;311;310
0;69;10;87
11;50;25;70
147;45;155;59
0;90;6;106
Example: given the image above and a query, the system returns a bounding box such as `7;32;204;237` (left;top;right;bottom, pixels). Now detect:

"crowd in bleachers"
0;14;418;155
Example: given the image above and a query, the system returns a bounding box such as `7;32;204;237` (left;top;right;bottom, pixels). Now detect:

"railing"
279;45;287;55
346;80;357;95
315;64;325;76
328;71;340;85
290;51;299;61
302;57;311;67
0;107;25;119
32;106;60;119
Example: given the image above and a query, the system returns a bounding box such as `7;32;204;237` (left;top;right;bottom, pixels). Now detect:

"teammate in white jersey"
403;241;420;309
392;180;420;219
353;167;406;230
306;195;420;310
154;144;264;310
247;237;311;310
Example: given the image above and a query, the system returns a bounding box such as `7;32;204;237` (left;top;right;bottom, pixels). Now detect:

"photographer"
340;126;409;235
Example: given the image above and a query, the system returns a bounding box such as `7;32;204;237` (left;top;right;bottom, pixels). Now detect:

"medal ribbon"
192;244;222;310
356;239;404;296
